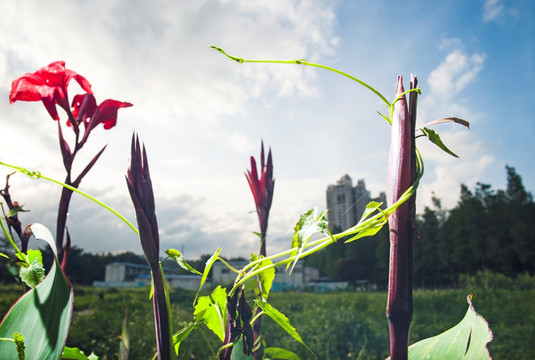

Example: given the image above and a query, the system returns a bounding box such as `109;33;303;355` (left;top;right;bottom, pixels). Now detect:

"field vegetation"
2;271;533;359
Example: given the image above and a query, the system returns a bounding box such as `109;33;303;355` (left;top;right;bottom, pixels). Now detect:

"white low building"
211;260;320;291
96;260;326;292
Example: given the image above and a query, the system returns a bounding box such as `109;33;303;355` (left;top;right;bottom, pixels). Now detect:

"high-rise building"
326;175;386;231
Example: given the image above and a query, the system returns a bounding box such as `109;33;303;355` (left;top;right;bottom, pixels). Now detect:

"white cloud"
426;50;486;106
0;0;341;259
482;0;504;23
417;47;494;211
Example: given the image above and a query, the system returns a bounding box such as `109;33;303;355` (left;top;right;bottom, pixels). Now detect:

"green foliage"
420;128;459;158
264;347;300;360
194;285;227;341
118;307;129;360
254;299;315;358
195;248;221;303
165;249;202;275
172;322;195;356
345;202;386;243
289;208;330;273
0;224;74;359
66;287;157;359
250;254;275;300
404;294;492;359
19;255;45;288
61;346;99;359
231;338;255;359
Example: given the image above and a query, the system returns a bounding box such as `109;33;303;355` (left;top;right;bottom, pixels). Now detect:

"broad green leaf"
165;249;202;275
264;347;301;360
250;254;275;300
61;346;99;359
194;285;227;341
19;257;45;288
288;208;329;273
230;338;255;360
254;300;316;359
194;247;221;304
0;223;74;360
405;294;493;359
421;128;459;158
118;307;129;360
173;322;196;356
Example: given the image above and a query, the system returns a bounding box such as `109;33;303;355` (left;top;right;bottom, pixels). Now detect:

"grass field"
1;278;534;359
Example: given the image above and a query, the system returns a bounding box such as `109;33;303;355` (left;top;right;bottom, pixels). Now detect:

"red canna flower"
71;93;97;127
9;61;92;121
71;94;133;143
90;99;133;130
245;141;275;242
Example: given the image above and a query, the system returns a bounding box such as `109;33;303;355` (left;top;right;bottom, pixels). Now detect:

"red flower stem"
56;181;73;256
253;232;266;359
386;76;417;360
152;265;172;360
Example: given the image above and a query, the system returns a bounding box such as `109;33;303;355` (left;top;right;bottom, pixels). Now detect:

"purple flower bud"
245;141;275;254
386;75;417;360
126;134;170;359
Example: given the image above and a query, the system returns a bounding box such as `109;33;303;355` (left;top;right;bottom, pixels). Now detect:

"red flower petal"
9;61;92;121
92;99;133;130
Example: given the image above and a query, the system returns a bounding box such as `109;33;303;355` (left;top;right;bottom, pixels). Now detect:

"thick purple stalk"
126;134;171;359
386;76;417;360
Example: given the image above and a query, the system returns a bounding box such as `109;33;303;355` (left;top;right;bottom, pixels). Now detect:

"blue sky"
0;0;533;259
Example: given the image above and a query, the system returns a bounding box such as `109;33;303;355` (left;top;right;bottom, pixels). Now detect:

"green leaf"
0;223;74;360
250;254;275;300
194;285;227;341
288;208;329;273
173;322;196;356
19;256;45;288
0;251;8;259
118;307;129;360
264;347;301;360
61;346;99;359
377;111;392;124
405;294;493;359
344;219;386;243
165;249;202;275
230;338;255;360
8;206;23;218
421;127;459;158
358;201;382;222
194;247;221;304
254;300;316;359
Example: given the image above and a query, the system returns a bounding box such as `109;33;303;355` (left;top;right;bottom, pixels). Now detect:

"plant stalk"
386;76;417;360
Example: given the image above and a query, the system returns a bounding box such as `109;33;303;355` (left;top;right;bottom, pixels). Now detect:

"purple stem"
386;76;417;360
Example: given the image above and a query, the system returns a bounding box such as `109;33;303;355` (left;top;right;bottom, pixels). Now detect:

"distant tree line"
0;242;241;285
306;166;535;289
1;166;533;289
